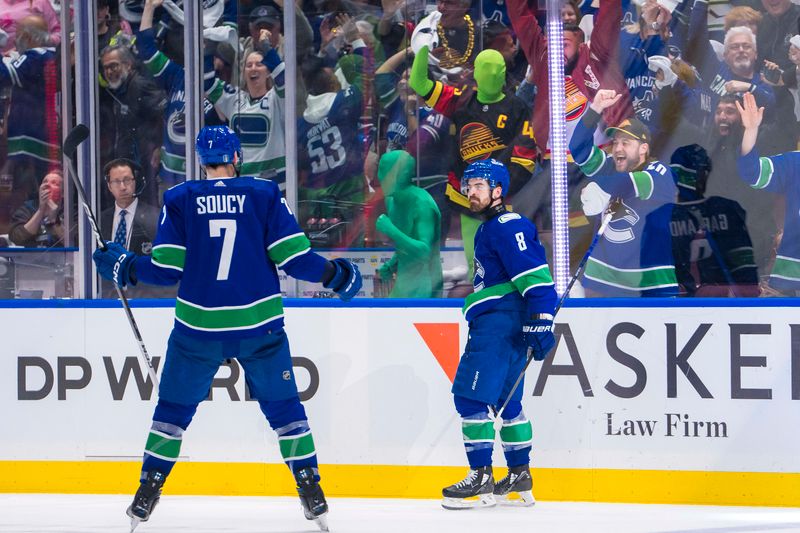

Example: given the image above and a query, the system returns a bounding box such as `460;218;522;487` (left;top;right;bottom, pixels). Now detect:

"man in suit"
100;158;161;298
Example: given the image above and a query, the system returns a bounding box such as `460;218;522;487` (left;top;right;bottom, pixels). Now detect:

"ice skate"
126;470;166;532
441;466;496;510
295;467;329;531
493;464;535;507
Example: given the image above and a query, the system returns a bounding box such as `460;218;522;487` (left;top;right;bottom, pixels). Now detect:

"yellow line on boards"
1;462;799;507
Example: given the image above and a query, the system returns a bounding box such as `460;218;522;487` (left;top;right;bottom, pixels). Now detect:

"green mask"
378;150;416;196
473;49;506;104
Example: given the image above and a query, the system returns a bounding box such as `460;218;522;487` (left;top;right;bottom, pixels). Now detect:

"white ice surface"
2;494;800;533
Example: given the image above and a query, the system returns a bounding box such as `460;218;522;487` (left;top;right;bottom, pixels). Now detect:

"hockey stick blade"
63;124;90;158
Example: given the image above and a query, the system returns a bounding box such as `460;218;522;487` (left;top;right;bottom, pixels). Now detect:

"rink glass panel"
2;1;794;300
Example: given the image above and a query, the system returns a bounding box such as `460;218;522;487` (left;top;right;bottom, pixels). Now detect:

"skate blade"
441;493;496;510
313;511;329;531
129;515;142;533
495;490;536;507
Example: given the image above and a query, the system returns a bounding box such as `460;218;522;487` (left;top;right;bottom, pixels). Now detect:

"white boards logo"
17;356;320;402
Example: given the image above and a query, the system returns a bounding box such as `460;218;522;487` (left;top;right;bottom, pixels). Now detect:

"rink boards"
2;299;800;506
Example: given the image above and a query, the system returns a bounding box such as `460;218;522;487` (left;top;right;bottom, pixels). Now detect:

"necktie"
114;209;128;246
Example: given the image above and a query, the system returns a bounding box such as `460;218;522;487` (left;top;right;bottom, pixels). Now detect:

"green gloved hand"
377;261;395;281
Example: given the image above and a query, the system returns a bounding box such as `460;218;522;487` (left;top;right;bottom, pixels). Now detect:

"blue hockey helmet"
195;126;242;167
461;158;510;197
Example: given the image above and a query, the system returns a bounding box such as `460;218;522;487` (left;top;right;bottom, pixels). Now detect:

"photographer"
8;170;65;248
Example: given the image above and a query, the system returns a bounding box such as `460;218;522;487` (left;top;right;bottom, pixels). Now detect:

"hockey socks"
259;397;318;473
141;399;197;480
454;395;495;467
277;420;318;472
461;413;495;467
499;412;533;467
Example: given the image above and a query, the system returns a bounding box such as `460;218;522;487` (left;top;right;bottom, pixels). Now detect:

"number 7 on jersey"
209;219;237;280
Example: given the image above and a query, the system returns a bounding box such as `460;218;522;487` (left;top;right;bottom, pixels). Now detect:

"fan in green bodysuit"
375;150;443;297
410;46;534;282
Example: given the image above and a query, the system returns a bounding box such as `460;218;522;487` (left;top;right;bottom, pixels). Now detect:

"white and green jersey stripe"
134;177;329;339
584;257;677;292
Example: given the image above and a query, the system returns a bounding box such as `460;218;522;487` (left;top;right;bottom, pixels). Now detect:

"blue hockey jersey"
0;47;60;164
134;176;328;339
571;111;679;296
136;28;222;186
463;209;557;321
298;84;365;189
737;149;800;289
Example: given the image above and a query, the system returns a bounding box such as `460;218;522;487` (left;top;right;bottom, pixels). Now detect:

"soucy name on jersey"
196;194;247;215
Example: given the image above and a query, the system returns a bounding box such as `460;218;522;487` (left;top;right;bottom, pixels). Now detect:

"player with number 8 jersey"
92;126;362;532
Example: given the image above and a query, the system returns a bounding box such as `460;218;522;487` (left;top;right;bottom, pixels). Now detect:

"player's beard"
614;152;640;172
469;194;491;213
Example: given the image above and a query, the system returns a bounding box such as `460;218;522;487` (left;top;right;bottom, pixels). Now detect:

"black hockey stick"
63;124;159;387
492;210;614;430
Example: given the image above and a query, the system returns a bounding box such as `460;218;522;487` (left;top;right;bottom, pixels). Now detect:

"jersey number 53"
307;126;346;174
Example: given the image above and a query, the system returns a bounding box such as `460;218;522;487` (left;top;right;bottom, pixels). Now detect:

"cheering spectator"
737;92;800;294
703;94;779;278
298;49;370;247
206;28;288;183
8;170;64;247
136;0;223;196
570;90;678;297
411;0;478;81
507;0;632;156
242;1;315;62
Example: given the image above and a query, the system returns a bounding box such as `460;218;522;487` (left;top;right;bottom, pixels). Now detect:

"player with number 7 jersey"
92;126;362;532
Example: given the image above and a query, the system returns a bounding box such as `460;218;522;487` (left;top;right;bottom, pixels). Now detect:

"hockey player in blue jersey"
92;126;362;532
442;159;557;510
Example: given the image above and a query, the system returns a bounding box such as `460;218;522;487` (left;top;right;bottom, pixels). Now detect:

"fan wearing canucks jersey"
441;159;557;511
737;92;800;294
570;89;678;297
136;0;222;191
92;126;362;533
205;28;287;184
296;48;371;240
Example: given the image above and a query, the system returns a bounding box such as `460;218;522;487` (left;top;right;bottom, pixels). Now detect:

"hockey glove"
93;241;137;288
323;258;362;301
522;318;555;361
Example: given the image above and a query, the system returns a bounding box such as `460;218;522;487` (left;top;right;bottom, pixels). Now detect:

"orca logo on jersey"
196;194;246;215
498;213;521;224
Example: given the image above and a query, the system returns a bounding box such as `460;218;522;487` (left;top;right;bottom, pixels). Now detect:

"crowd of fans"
0;0;799;298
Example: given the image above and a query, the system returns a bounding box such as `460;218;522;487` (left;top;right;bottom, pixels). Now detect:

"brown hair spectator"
724;6;762;35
